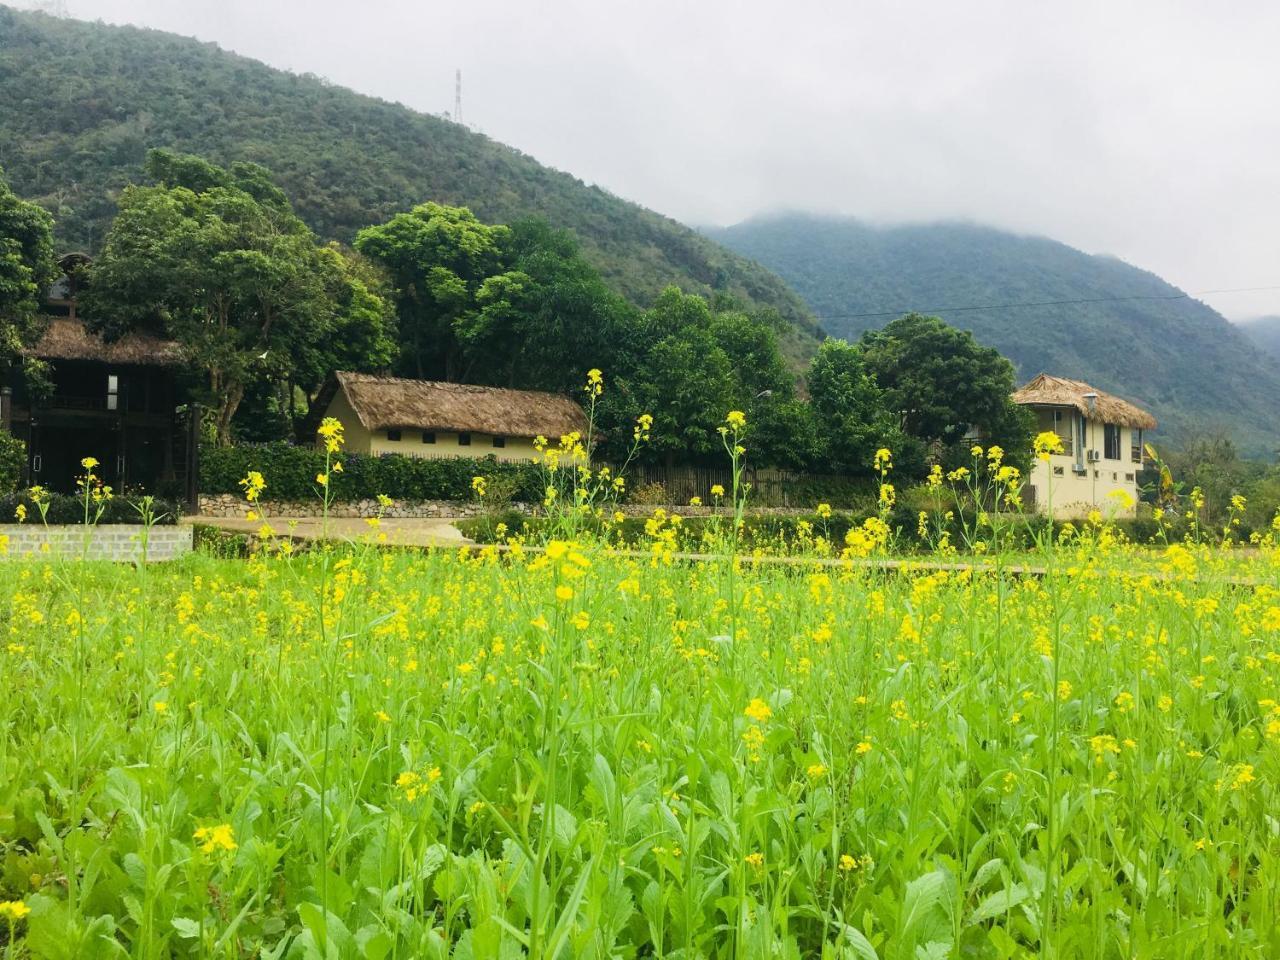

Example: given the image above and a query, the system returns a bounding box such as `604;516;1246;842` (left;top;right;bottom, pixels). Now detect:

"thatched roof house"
1013;373;1156;430
23;317;185;367
308;371;589;461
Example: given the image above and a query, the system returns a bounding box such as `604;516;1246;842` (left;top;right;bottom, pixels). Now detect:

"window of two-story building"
1034;408;1075;455
1130;428;1143;464
1103;423;1121;460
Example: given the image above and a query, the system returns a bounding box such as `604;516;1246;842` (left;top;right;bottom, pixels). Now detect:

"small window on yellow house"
458;432;471;446
493;436;506;448
1103;424;1121;460
386;429;402;442
422;432;436;444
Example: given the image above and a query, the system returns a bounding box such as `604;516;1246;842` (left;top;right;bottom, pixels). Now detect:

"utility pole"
454;68;463;125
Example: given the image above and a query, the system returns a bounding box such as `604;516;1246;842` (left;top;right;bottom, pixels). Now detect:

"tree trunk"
214;381;246;446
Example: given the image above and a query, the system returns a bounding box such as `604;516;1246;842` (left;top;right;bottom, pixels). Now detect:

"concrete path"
187;515;473;548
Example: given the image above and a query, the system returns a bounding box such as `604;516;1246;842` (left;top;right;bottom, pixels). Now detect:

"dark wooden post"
185;403;200;515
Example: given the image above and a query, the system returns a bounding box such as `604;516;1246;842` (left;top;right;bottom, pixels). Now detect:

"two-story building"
0;255;197;504
1012;373;1157;518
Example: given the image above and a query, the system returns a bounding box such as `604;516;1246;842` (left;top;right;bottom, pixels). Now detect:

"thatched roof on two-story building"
22;317;185;367
1013;373;1157;430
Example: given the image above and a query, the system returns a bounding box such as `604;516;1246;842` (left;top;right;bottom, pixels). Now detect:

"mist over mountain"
1237;316;1280;360
709;214;1280;456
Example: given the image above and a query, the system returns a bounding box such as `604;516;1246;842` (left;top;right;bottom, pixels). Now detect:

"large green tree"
711;306;817;471
354;203;518;381
84;150;390;443
0;166;57;379
858;313;1032;469
628;288;738;466
454;219;638;392
594;288;805;469
807;338;908;476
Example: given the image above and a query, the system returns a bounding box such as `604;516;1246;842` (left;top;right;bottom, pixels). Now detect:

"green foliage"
4;476;1279;952
200;442;545;503
807;338;909;476
466;219;638;394
82;150;393;443
859;312;1032;473
711;214;1280;456
0;6;820;360
0;165;57;372
0;491;179;524
355;202;513;381
591;288;809;469
0;430;26;494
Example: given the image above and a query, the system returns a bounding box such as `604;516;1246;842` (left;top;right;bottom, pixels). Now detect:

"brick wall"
0;525;193;563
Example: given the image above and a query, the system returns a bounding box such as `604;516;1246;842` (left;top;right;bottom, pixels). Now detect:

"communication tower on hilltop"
454;69;463;125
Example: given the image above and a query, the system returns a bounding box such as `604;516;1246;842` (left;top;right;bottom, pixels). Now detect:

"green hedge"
200;442;546;503
0;431;24;495
0;492;180;525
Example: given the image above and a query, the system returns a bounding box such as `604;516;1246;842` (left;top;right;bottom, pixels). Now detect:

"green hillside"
0;6;820;355
1237;316;1280;359
709;214;1280;456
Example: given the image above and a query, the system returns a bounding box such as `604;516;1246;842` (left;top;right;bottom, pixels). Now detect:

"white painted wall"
1024;407;1143;518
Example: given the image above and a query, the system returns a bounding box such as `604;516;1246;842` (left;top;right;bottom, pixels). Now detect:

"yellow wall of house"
321;391;375;454
1024;407;1143;517
370;429;542;462
317;393;544;462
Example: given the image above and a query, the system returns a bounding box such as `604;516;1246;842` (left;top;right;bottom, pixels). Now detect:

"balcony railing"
42;394;108;411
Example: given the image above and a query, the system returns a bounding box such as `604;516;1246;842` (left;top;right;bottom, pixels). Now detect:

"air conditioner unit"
1086;450;1101;463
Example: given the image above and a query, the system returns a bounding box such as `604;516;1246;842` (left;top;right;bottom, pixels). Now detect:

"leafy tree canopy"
807;338;911;477
0;166;57;375
355;202;516;381
83;150;393;443
858;312;1031;469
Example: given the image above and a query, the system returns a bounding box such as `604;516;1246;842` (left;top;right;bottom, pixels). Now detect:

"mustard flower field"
2;525;1279;959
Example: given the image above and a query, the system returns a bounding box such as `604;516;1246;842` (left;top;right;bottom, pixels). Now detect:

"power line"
808;284;1280;323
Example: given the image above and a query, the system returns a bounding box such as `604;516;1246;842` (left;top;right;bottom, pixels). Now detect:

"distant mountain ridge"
708;214;1280;456
0;5;820;355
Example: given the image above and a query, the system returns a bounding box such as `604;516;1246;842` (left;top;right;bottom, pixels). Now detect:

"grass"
1;521;1279;958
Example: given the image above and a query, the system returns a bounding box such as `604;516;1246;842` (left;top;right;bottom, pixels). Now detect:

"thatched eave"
22;317;184;367
308;371;590;440
1013;372;1157;430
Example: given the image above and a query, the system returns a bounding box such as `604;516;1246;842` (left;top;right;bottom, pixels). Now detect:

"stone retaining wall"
0;524;193;562
197;493;505;519
198;493;824;521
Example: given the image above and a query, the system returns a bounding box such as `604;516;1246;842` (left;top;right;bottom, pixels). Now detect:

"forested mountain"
709;214;1280;456
0;6;820;355
1237;316;1280;360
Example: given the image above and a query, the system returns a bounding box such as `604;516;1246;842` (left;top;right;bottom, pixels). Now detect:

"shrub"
628;481;668;506
200;443;545;503
0;431;25;494
0;492;181;525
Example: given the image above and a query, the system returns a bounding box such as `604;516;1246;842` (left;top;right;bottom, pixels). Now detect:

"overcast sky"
31;0;1280;319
